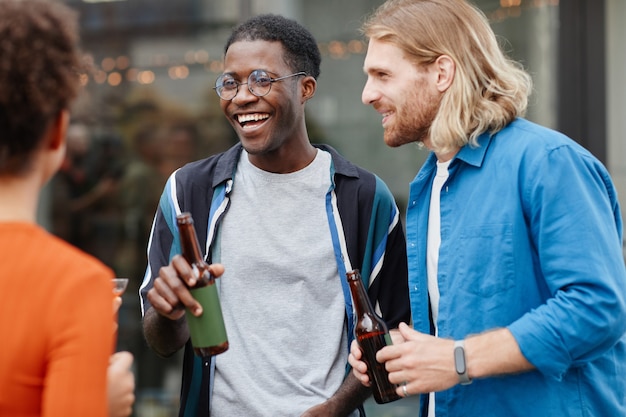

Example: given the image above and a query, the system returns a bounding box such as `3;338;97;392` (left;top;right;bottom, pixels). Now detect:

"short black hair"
224;14;321;80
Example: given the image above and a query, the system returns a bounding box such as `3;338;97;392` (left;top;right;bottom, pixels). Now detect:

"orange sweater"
0;223;114;417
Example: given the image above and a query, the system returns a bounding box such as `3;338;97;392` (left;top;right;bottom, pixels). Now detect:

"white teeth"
237;113;269;123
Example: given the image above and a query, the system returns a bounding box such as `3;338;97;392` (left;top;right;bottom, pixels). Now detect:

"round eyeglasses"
214;69;307;101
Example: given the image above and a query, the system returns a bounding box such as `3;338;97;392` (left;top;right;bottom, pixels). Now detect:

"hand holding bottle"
346;269;401;403
348;329;406;387
146;213;229;358
175;212;228;357
148;255;225;321
348;339;370;386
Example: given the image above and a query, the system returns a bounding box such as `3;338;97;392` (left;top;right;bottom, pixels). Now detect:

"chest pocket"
456;223;516;297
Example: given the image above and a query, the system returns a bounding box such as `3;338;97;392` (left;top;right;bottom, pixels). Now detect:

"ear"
301;75;317;103
434;54;455;93
47;109;70;151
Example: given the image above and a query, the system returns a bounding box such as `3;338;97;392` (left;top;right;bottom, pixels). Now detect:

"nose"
231;83;258;106
361;77;379;106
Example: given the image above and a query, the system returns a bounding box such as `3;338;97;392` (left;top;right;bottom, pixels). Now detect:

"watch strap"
453;340;472;385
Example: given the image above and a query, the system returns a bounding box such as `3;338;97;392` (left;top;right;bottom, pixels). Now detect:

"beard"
383;84;441;149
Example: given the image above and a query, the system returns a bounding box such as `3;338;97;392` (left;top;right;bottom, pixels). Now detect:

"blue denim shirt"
406;118;626;417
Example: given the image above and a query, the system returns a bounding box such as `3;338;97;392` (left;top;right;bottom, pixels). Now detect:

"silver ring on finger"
402;381;409;397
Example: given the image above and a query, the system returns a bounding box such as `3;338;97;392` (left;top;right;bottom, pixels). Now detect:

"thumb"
398;322;418;340
209;263;225;279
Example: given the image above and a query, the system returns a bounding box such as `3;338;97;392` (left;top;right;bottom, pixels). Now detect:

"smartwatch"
453;340;472;385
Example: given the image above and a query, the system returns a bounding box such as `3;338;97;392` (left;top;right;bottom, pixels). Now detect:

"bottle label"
185;285;228;347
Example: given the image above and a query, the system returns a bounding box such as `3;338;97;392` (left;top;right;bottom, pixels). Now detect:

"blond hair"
362;0;532;153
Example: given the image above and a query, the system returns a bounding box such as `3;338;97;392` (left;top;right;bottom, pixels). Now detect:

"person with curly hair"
0;1;134;416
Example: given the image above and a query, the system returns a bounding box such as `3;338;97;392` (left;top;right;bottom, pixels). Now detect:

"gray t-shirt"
211;149;356;417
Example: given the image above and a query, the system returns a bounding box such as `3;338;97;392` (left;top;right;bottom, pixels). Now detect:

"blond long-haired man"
349;1;626;416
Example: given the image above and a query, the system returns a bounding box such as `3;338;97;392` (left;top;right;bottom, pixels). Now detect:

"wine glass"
112;278;129;297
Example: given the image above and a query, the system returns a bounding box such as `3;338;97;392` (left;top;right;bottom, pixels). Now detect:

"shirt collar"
211;142;359;188
453;131;493;168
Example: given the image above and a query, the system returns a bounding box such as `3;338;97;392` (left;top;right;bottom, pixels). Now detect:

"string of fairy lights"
79;0;558;88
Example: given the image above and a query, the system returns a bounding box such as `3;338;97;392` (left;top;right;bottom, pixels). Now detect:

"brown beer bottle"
347;269;401;404
177;212;228;357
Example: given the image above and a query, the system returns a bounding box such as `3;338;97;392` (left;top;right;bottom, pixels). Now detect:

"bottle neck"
177;213;213;286
179;225;204;265
347;270;376;315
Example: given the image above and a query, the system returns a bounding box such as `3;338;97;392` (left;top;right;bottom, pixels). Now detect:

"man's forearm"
142;307;190;357
464;328;534;380
329;372;372;416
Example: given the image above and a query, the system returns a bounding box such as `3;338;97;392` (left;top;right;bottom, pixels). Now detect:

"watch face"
454;346;466;373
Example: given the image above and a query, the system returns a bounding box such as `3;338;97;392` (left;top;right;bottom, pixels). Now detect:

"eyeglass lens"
215;70;272;101
214;70;305;101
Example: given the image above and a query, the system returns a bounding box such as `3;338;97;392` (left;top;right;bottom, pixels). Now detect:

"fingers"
170;256;225;285
146;282;186;321
113;296;122;314
398;381;410;398
147;259;227;320
398;322;415;338
161;259;202;315
108;351;135;417
377;322;422;362
348;340;371;387
349;339;362;359
110;351;133;368
209;263;225;278
376;341;402;364
377;324;418;379
389;328;405;345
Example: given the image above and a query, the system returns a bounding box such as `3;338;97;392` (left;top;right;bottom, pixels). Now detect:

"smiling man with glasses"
140;13;410;417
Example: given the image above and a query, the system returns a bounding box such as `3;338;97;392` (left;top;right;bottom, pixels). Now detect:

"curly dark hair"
224;14;321;80
0;0;83;175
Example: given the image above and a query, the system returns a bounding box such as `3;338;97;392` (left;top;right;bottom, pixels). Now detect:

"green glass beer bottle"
177;212;228;357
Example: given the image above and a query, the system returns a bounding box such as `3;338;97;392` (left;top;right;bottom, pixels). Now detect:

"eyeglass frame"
213;69;307;101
